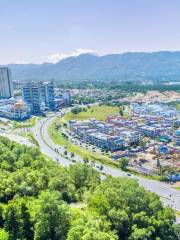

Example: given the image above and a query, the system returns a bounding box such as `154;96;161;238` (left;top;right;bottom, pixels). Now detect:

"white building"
0;99;30;120
62;90;71;104
0;67;14;99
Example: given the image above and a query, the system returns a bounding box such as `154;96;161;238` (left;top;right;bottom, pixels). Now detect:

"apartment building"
0;67;14;99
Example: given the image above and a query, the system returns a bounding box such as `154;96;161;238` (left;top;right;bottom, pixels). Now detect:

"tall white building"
62;90;71;104
0;67;14;99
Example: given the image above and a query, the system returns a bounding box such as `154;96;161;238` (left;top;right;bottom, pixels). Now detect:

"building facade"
62;90;71;105
22;81;41;113
22;81;55;113
0;99;30;120
40;82;55;110
0;67;14;99
174;130;180;146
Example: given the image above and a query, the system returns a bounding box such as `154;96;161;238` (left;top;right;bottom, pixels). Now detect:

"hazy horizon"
3;50;180;66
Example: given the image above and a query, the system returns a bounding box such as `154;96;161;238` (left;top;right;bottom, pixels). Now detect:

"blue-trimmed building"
174;130;180;146
22;81;55;113
40;81;55;110
169;174;180;181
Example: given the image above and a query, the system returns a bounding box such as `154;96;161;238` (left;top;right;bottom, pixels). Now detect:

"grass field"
176;104;180;110
64;105;119;122
48;119;118;167
176;211;180;217
13;117;37;129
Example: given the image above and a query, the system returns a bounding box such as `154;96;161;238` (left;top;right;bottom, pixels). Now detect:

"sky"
1;0;180;64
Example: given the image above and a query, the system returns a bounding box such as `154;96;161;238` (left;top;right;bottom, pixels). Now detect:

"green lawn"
176;211;180;217
175;103;180;110
13;117;37;129
64;105;119;122
48;119;118;168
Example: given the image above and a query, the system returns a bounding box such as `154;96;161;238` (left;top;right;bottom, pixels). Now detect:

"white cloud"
48;48;96;63
12;60;32;64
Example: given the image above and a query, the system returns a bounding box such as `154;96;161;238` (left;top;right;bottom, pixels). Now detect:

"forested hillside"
0;136;179;240
5;51;180;82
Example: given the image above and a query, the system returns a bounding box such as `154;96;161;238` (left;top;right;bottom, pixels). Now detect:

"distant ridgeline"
4;51;180;83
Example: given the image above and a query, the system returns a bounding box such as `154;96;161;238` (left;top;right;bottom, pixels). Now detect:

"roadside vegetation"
12;117;37;129
48;119;118;167
25;132;39;147
168;101;180;111
0;136;179;240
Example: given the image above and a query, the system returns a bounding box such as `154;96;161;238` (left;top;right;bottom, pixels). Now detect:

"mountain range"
4;51;180;83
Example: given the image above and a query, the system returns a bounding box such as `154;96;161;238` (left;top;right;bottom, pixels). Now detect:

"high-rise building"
40;81;55;110
62;90;71;105
22;81;55;113
0;67;14;99
22;81;41;113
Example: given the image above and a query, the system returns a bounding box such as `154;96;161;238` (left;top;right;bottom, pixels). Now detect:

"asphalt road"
33;113;180;221
33;116;71;167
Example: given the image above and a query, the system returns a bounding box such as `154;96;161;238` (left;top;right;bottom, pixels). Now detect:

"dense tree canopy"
87;177;178;240
0;136;179;239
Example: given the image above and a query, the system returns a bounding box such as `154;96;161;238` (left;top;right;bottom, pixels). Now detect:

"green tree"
139;139;147;151
0;136;178;240
173;224;180;239
33;191;70;240
68;164;100;200
119;158;129;171
3;198;33;240
67;212;117;240
119;108;124;116
0;229;9;240
129;225;153;240
87;177;177;240
69;164;100;190
83;157;89;163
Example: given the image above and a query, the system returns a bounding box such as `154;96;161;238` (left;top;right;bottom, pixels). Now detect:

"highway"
33;113;180;220
33;116;71;167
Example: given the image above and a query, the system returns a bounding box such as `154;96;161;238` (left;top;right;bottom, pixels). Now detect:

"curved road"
33;116;71;167
33;114;180;218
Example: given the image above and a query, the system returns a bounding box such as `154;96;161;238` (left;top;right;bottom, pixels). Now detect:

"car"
127;173;131;176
